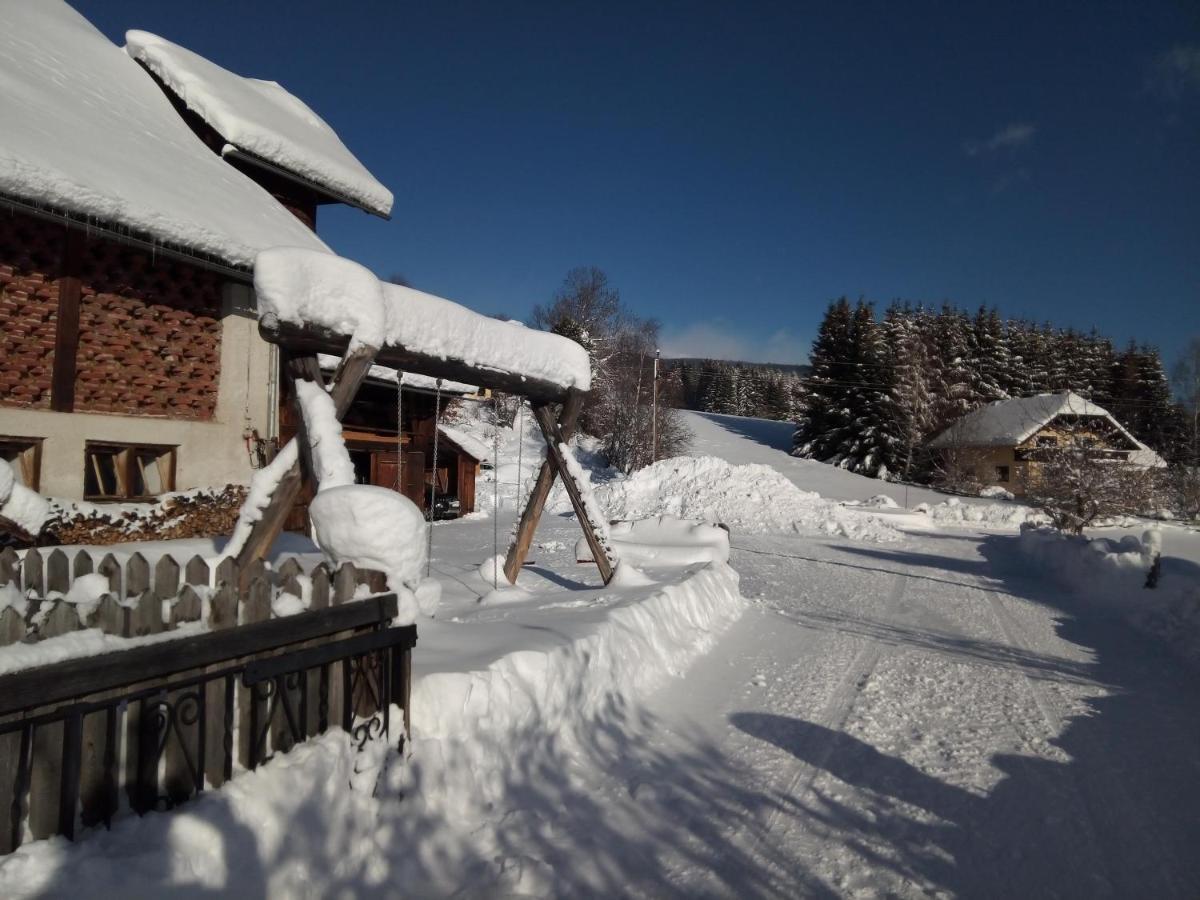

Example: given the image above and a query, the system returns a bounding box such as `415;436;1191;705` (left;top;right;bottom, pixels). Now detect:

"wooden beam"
50;230;84;412
530;400;615;584
503;390;583;583
233;343;378;579
259;314;572;404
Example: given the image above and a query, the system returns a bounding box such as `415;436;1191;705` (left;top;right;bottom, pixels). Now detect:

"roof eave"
220;146;391;220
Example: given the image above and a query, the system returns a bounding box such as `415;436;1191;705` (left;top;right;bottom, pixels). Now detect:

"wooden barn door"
374;450;426;510
401;451;425;509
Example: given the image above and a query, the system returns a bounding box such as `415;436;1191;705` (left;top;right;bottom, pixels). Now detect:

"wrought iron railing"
0;594;415;854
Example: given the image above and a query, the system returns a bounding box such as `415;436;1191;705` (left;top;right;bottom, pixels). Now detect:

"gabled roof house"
929;392;1166;496
0;0;481;520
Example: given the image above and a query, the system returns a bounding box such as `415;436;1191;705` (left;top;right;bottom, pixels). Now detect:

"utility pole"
652;348;660;462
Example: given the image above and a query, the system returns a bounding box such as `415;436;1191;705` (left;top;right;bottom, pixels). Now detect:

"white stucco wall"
0;312;278;499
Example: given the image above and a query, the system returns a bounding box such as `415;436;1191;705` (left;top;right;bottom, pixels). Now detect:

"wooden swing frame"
233;314;615;587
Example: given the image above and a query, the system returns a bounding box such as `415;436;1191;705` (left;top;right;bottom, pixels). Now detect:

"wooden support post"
233;344;379;579
530;401;616;584
503;390;583;584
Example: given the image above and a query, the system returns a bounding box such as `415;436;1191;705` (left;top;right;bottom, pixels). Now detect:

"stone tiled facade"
0;213;63;410
0;212;222;420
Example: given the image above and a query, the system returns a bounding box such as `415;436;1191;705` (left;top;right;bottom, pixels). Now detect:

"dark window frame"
84;441;176;501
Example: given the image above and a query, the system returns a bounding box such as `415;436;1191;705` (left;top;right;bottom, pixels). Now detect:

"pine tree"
886;304;936;479
969;306;1009;403
793;298;855;460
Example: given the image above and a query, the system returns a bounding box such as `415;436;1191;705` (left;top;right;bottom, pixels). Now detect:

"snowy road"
562;412;1200;897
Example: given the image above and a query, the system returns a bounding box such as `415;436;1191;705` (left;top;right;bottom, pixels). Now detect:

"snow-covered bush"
1026;432;1159;534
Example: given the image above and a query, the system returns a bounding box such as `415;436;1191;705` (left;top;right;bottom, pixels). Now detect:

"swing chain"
493;393;501;588
395;371;404;491
426;379;442;576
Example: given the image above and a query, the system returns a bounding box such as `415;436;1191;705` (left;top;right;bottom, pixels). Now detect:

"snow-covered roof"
437;425;491;463
0;1;328;268
315;354;477;396
126;31;392;218
255;247;593;394
929;392;1152;454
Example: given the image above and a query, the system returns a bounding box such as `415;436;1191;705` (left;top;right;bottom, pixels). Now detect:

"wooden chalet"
928;392;1166;497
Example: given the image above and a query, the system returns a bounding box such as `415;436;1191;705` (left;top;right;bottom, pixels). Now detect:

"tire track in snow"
751;572;908;843
974;576;1187;899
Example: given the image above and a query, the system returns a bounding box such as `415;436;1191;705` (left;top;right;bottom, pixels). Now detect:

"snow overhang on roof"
0;0;328;270
928;392;1148;452
125;31;394;219
254;247;593;402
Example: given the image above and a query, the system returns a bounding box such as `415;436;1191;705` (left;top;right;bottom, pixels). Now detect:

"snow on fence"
0;550;413;856
0;548;385;649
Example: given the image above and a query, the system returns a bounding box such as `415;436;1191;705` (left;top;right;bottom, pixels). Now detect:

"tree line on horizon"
668;360;808;421
791;298;1186;482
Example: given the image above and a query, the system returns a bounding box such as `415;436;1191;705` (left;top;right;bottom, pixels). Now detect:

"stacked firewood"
42;485;248;546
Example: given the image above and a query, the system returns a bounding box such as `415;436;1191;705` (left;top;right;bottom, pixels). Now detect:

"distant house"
928;392;1166;497
0;2;481;521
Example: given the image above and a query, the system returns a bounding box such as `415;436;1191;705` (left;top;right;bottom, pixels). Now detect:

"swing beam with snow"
233;312;616;586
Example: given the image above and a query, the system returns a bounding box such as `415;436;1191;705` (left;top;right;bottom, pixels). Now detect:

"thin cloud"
964;122;1036;157
1146;44;1200;100
660;321;810;365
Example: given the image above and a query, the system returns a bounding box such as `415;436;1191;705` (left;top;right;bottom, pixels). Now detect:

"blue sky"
74;1;1199;367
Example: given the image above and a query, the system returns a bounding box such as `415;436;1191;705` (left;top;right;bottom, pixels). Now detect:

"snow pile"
125;31;393;217
575;517;731;568
593;456;901;542
0;1;326;267
405;560;745;841
980;486;1016;501
0;459;49;536
917;497;1048;529
254;248;592;391
1017;525;1200;663
308;485;435;623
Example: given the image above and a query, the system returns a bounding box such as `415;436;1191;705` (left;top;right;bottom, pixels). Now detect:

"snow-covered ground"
2;410;1198;897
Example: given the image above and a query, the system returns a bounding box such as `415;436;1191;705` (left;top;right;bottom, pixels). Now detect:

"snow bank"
126;31;393;217
594;456;900;542
0;727;396;899
254;248;592;391
406;561;745;830
0;459;49;536
917;497;1048;529
0;2;326;267
308;485;433;622
1017;525;1200;663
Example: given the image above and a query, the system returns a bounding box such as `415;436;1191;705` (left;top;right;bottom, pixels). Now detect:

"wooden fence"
0;549;412;856
0;547;386;647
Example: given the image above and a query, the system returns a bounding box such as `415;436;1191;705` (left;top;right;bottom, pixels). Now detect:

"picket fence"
0;547;385;647
0;548;412;856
